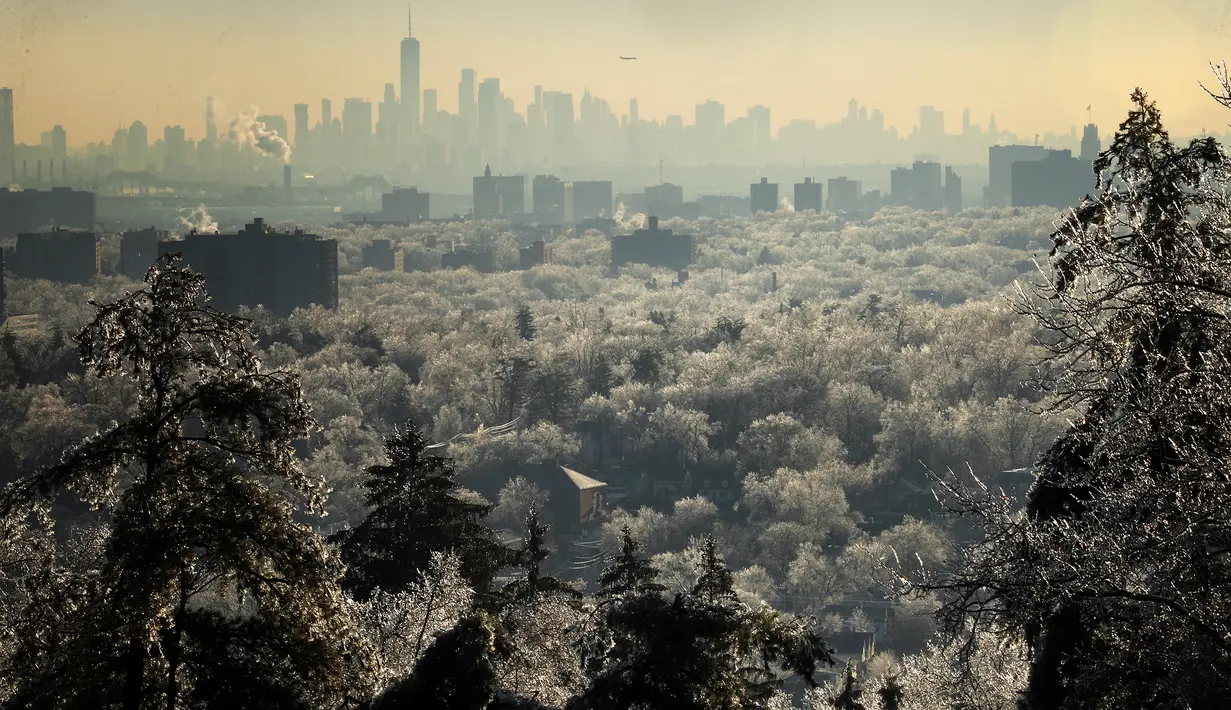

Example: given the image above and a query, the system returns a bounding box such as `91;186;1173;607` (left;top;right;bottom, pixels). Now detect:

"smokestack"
771;271;778;293
284;165;293;200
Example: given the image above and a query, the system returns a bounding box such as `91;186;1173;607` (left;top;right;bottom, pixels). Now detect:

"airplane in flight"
619;56;637;60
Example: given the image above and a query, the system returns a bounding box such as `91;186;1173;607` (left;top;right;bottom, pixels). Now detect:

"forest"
2;84;1231;709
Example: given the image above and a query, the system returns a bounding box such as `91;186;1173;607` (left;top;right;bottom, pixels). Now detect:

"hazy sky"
3;0;1231;145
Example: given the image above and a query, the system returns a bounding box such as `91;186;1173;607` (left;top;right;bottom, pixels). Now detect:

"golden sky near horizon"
2;0;1230;145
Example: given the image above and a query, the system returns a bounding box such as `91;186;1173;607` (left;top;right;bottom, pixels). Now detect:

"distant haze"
3;0;1230;144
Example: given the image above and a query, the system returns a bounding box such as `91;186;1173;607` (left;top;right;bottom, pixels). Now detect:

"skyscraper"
459;69;477;146
163;125;187;171
1080;123;1101;163
378;83;400;161
294;103;310;150
400;7;421;143
0;88;14;181
422;88;438;136
747;105;771;160
46;125;67;162
794;177;823;212
343;98;373;167
205;96;218;144
477;78;502;166
750;177;778;214
919;106;944;138
127;121;149;171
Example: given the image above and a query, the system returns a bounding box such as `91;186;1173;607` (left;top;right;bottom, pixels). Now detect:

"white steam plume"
780;196;795;212
224;105;292;163
178;205;219;234
613;202;647;229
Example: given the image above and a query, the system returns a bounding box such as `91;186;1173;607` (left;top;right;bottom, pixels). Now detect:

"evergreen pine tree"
691;535;738;605
831;662;866;710
514;306;536;342
876;673;904;710
332;423;506;600
595;525;666;602
0;254;373;709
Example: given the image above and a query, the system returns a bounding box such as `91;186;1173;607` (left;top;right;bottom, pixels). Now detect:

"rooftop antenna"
1087;104;1092;125
407;3;412;37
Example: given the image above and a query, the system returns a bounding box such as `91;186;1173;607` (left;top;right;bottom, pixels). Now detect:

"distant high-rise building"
473;164;524;218
362;239;404;271
645;182;685;216
794;177;823;212
382;187;430;223
459;69;477;146
630;97;639;124
750;177;778;214
1080;123;1101;163
422;88;438;136
377;83;400;162
0;88;14;181
127;121;149;171
988;145;1047;207
39;125;67;175
158;218;338;317
256;115;288;146
400;7;421;142
747;105;772;159
962;108;971;135
612;215;692;271
205;96;218;144
919;106;944;138
945;167;963;213
532;175;566;225
890;167;913;206
342;98;373;166
827;177;862;212
294;103;310;150
695;100;725;157
321;98;333;127
120;227;169;279
10;229;100;284
1011;149;1090;209
0;188;96;236
911;160;944;210
519;241;551;270
163;126;187;171
571;180;613;221
477;78;502;165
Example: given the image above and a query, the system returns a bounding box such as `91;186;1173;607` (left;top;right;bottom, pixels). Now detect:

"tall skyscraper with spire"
400;6;421;146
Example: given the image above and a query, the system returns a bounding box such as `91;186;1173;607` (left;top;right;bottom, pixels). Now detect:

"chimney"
771;271;778;293
284;165;293;200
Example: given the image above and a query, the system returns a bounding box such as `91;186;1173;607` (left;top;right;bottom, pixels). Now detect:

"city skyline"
2;0;1231;146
